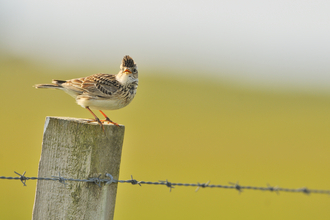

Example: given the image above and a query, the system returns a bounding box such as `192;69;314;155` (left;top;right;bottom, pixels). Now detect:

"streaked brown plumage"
34;55;138;130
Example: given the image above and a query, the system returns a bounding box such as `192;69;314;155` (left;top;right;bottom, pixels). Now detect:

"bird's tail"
34;80;66;89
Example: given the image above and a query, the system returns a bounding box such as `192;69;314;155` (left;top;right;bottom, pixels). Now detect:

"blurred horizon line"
2;50;330;95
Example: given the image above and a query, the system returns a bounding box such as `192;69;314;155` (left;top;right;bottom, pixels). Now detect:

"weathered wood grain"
32;117;125;220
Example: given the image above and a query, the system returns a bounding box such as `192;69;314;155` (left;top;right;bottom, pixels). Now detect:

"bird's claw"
101;117;120;127
87;118;105;131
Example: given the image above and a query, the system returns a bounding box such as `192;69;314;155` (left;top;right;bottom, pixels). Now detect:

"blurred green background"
0;55;330;219
1;0;330;219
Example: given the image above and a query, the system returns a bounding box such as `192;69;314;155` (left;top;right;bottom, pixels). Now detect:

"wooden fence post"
32;117;125;220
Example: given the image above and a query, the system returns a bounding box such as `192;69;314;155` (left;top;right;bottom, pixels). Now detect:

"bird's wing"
57;73;121;97
87;74;121;96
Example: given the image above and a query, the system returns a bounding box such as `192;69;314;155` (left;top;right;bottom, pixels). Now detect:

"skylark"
34;55;138;130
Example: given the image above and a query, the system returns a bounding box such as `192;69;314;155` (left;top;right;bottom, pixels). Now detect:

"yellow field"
0;57;330;219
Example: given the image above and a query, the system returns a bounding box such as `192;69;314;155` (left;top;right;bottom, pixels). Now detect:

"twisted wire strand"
1;171;329;195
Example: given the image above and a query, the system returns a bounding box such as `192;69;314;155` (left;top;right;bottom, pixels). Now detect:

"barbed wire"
1;171;329;195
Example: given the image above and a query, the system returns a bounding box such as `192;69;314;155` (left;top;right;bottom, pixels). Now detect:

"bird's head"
117;55;138;85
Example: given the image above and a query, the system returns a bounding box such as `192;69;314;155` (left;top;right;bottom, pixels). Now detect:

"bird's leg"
86;107;104;131
99;110;119;127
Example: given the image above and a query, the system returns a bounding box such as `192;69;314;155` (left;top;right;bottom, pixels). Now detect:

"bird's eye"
133;69;137;72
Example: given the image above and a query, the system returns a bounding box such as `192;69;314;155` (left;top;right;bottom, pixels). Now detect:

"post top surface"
45;116;125;127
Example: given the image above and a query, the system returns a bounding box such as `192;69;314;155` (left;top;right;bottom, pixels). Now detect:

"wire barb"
300;187;311;195
129;175;141;186
195;181;210;192
89;174;102;187
159;179;174;192
52;172;67;185
229;181;242;193
14;171;28;186
267;183;279;194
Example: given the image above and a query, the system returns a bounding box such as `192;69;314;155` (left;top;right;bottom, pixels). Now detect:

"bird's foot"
101;117;120;127
87;118;105;131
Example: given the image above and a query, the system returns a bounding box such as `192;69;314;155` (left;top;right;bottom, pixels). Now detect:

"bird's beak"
123;68;132;74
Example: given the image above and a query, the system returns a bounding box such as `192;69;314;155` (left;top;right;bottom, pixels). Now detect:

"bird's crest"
122;55;135;67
